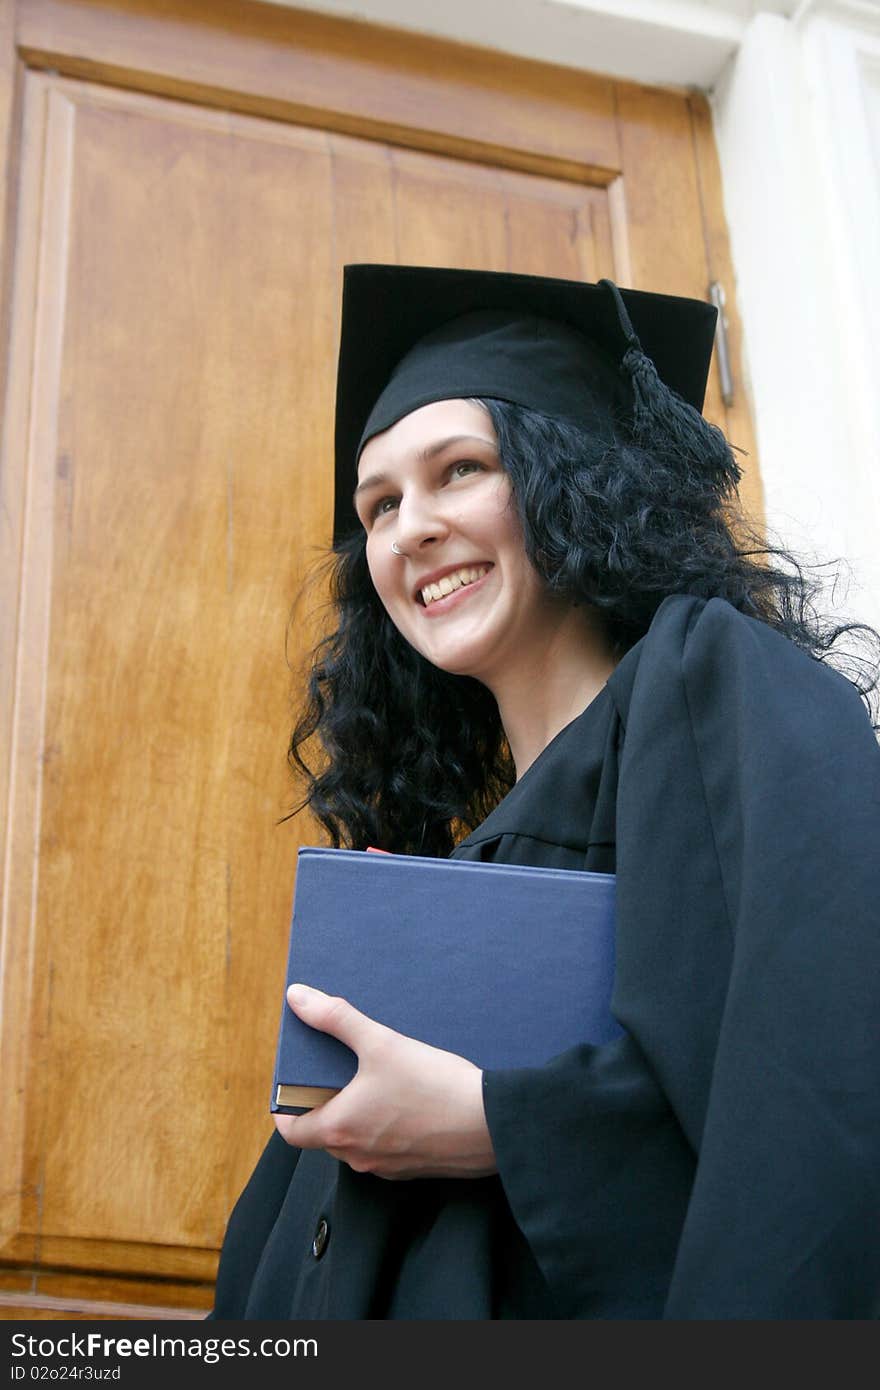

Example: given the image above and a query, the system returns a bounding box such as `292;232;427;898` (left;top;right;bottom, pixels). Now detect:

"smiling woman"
209;264;880;1321
356;398;615;764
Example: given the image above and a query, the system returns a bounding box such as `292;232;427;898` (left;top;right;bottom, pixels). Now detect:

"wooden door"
0;0;758;1319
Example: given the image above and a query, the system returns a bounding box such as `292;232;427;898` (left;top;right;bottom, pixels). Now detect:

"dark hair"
286;398;879;854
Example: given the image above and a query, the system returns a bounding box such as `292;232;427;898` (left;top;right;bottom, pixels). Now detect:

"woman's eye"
372;496;398;520
452;460;482;478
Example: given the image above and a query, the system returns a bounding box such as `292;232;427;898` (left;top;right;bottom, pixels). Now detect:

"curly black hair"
285;397;879;855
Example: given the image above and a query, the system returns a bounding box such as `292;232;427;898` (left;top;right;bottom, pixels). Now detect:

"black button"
311;1218;329;1260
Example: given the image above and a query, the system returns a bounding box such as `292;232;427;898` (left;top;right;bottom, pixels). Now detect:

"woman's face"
355;398;573;688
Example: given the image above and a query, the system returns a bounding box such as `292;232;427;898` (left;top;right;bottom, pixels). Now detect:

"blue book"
271;846;622;1113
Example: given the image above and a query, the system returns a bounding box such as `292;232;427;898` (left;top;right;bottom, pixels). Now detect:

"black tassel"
599;279;742;491
622;343;741;488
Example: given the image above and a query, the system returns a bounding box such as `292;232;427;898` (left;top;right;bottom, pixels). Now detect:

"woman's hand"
273;983;498;1180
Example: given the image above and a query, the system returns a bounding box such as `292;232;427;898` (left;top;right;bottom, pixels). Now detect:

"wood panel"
0;0;26;1112
0;0;761;1318
613;80;761;520
0;0;21;395
0;71;628;1311
688;91;761;525
17;0;621;181
0;76;339;1293
378;147;616;282
0;1289;207;1318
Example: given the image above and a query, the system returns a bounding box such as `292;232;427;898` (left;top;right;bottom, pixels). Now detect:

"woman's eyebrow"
417;433;497;461
353;471;389;501
353;435;497;501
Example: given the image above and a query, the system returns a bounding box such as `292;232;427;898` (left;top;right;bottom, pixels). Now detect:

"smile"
420;565;491;607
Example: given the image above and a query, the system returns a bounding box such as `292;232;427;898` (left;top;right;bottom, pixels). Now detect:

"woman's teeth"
421;565;490;607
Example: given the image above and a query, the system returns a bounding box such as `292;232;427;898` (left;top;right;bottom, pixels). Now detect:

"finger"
273;1109;328;1151
287;982;379;1053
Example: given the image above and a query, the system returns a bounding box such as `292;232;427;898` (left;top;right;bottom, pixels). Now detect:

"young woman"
210;265;880;1320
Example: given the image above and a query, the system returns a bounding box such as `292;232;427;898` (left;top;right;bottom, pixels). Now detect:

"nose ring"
391;541;405;556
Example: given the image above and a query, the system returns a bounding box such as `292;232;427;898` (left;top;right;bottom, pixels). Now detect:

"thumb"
287;983;378;1053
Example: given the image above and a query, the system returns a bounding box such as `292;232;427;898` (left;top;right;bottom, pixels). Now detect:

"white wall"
261;1;800;86
713;3;880;632
268;0;880;632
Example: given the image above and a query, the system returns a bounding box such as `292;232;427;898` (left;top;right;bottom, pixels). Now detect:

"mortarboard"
333;264;719;543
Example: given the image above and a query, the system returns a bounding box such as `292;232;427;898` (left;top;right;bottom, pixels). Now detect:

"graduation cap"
333;264;719;543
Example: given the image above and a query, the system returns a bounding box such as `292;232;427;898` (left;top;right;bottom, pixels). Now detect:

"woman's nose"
394;491;450;551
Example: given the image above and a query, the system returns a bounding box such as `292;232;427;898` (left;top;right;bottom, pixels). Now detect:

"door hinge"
708;281;734;407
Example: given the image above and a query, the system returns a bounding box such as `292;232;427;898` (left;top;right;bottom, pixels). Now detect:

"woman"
210;265;880;1319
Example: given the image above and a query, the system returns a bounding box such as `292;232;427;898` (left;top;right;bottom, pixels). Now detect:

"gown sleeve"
483;595;880;1319
659;596;880;1317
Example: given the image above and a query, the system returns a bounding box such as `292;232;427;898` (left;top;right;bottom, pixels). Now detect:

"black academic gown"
210;595;880;1320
